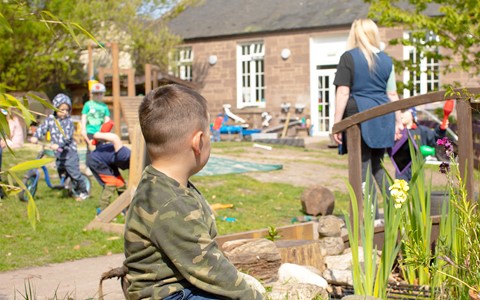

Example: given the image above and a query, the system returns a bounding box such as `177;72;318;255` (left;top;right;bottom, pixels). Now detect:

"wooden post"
145;64;152;94
128;68;135;97
281;112;291;138
346;125;363;226
128;124;147;188
97;68;105;85
84;124;147;233
152;70;158;89
112;42;121;137
456;99;474;199
88;43;94;79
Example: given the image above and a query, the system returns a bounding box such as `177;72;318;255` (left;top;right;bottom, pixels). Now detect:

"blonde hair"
346;19;381;71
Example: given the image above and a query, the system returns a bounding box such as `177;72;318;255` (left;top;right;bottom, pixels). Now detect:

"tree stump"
274;240;325;272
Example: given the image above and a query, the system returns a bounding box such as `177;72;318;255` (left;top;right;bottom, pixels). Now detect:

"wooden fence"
332;88;480;224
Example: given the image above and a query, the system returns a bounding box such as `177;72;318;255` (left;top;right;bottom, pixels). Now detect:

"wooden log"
274;240;326;272
222;239;281;283
215;222;318;248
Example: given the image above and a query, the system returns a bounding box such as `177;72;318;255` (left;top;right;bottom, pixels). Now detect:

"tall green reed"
435;137;480;299
344;166;404;298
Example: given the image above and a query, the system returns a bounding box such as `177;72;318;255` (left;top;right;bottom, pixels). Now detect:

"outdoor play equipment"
441;99;454;130
18;144;91;202
223;104;246;123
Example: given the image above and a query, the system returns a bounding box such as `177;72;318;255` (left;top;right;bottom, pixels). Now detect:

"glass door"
315;68;336;134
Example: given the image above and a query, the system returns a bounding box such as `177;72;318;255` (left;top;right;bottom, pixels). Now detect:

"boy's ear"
191;130;204;156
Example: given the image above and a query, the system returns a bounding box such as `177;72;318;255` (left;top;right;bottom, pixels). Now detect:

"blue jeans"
163;287;222;300
56;152;87;194
212;129;221;142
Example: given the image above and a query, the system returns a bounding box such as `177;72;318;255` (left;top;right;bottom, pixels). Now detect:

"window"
403;32;440;97
173;47;193;81
237;42;265;108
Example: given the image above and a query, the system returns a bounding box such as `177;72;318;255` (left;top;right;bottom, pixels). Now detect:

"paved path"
0;254;125;300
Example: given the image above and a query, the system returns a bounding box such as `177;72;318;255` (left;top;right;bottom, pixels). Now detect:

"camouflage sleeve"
150;194;263;300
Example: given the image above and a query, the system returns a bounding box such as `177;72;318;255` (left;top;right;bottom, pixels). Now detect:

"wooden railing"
332;88;480;224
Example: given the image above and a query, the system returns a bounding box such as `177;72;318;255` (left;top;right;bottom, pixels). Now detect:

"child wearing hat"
81;82;111;149
30;93;89;201
397;106;448;181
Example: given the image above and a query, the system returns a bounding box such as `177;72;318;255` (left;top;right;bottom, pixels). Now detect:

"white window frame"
236;42;265;108
173;47;193;81
403;31;440;98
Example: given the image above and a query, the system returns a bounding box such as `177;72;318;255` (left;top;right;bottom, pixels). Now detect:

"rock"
222;238;281;283
318;215;345;237
324;247;381;270
318;236;345;256
322;268;353;286
324;252;353;271
267;281;329;300
278;263;328;288
301;185;335;216
241;272;266;294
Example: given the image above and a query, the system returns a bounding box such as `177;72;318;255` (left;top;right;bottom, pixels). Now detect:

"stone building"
168;0;475;136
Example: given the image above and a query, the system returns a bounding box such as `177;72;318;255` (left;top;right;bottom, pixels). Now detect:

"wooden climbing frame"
84;124;147;234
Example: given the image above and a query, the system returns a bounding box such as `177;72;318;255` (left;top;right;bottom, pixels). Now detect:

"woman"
333;19;403;218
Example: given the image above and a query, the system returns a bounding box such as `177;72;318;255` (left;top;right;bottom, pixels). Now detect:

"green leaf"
27;92;56;111
8;171;39;230
0;12;13;34
8;158;55;173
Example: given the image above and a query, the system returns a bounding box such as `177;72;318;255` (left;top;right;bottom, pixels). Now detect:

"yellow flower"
389;179;409;209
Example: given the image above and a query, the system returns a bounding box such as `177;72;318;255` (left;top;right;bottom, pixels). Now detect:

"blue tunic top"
335;48;395;149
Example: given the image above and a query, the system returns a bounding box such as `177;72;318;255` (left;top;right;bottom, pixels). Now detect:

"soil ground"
0;136;450;300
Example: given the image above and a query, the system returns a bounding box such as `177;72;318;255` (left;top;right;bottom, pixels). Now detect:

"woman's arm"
333;85;350;144
386;66;404;140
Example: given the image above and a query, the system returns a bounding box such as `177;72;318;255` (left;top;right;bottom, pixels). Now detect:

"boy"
87;121;130;213
395;107;447;181
81;82;111;149
211;113;224;142
124;84;263;300
30;93;88;201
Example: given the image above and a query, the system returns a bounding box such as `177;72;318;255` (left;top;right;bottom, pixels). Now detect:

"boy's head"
139;84;210;160
91;83;106;101
52;94;72;120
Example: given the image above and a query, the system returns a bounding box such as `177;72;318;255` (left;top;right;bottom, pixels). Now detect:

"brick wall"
186;26;478;130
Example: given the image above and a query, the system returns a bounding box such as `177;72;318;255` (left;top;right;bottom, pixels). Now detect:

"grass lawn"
1;141;468;272
1;142;352;272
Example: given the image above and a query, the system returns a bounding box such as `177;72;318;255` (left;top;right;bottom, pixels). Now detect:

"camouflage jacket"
124;165;263;300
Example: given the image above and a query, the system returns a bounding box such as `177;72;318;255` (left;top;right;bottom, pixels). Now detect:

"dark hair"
139;84;209;157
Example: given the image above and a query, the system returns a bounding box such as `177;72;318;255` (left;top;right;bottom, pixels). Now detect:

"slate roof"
168;0;370;40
